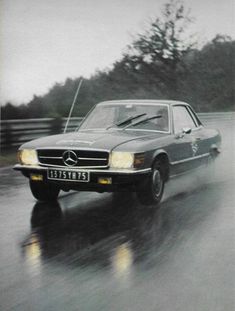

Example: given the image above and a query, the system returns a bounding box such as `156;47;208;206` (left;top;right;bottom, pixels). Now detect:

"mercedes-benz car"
14;100;221;206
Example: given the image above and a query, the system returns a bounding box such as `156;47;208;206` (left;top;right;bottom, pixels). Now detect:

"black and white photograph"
0;0;234;310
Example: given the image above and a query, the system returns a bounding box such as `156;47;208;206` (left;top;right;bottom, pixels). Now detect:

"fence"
0;112;234;150
0;117;83;149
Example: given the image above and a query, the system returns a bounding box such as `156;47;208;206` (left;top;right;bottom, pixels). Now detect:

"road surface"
0;117;234;311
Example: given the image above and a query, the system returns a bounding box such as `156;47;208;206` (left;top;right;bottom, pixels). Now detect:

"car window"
125;105;169;132
79;104;169;132
187;106;202;126
173;105;197;133
79;106;117;129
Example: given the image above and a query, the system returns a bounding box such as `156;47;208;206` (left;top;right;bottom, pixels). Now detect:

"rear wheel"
136;160;165;207
29;180;60;202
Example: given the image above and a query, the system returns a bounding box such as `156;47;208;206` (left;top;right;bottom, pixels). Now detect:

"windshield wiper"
123;115;162;129
106;113;146;130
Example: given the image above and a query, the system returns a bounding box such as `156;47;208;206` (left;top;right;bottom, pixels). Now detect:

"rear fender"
210;143;221;157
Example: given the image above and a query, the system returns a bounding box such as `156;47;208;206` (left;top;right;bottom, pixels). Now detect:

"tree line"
1;0;234;120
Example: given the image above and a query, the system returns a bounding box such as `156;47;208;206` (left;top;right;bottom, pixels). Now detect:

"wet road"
0;118;234;311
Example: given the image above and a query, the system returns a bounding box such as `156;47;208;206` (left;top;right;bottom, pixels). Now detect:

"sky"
0;0;234;105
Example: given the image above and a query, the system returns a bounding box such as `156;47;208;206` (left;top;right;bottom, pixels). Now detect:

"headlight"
18;149;38;165
110;152;134;169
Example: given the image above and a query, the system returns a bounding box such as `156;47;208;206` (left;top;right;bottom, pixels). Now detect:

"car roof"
97;99;189;106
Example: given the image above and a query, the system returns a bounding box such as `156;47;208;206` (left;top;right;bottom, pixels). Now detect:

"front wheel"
29;180;60;202
136;160;165;207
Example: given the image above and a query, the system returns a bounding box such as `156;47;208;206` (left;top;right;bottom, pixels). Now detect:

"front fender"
148;149;170;181
152;149;169;162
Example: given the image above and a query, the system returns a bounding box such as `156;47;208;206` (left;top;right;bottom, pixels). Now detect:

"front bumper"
14;164;151;192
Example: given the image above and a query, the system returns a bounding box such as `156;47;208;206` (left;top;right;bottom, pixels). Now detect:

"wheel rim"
152;169;163;198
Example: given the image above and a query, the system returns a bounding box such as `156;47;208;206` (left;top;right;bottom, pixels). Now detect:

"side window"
173;106;197;133
187;106;202;126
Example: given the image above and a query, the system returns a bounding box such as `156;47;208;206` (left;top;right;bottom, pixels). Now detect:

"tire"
29;180;60;202
136;160;165;207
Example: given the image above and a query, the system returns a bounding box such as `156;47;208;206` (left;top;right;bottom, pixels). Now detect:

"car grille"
37;149;109;168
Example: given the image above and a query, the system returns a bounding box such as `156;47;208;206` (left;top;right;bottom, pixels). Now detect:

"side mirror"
175;127;192;139
182;127;192;134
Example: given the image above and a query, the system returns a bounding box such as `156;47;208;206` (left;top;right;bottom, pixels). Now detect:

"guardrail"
198;112;235;121
1;112;234;150
0;117;83;149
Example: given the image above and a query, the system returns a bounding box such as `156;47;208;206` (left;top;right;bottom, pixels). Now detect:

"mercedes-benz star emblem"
62;150;78;166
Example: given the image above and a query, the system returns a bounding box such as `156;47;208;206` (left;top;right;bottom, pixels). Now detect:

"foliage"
124;0;195;97
180;35;235;111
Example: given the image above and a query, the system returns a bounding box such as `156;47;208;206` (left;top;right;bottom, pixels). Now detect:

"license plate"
48;169;89;182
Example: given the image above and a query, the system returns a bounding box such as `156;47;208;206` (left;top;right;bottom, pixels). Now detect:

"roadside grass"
0;149;18;168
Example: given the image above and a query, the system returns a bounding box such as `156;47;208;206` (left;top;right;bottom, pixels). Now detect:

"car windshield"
79;103;169;132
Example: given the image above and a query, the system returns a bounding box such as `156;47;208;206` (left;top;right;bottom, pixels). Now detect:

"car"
14;100;221;206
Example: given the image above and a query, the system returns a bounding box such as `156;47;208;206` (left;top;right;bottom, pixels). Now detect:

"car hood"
21;129;168;152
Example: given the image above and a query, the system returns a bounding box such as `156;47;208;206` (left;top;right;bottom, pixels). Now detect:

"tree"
124;0;195;97
181;35;235;111
1;102;24;119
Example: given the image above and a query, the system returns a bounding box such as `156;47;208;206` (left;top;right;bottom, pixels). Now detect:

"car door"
170;105;199;175
186;105;211;165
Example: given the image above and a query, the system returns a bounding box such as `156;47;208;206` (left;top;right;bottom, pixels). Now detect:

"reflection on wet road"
0;119;234;311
